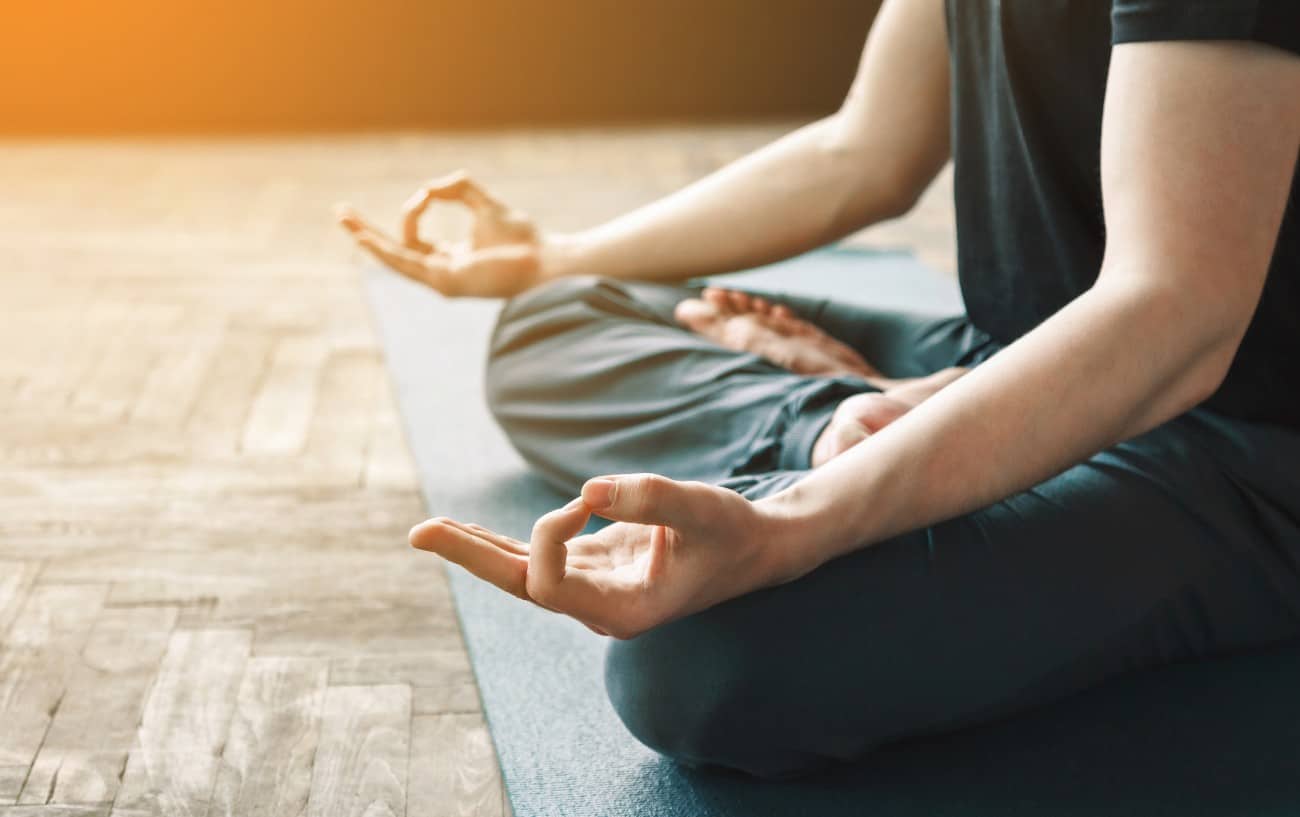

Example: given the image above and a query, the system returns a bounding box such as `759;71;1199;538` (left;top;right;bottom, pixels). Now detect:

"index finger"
414;172;507;217
527;499;618;628
339;211;453;292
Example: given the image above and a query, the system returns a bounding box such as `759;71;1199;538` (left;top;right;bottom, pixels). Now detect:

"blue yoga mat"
364;248;1300;817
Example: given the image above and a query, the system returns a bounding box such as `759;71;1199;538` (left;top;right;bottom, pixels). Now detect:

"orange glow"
2;0;880;135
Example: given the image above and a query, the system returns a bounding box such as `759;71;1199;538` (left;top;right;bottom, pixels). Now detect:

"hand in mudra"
409;474;787;640
335;171;545;298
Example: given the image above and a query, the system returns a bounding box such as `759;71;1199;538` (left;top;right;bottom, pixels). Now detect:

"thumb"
580;473;698;529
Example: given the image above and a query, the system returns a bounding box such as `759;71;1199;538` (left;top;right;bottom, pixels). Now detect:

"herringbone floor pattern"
0;126;953;816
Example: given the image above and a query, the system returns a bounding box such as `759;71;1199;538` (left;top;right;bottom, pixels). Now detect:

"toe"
674;298;723;334
702;287;732;312
769;312;818;338
726;290;750;313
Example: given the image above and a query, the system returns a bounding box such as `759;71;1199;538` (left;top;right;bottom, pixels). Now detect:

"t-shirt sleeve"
1111;1;1300;58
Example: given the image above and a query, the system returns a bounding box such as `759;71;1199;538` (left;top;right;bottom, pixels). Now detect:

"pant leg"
604;410;1300;778
485;275;982;493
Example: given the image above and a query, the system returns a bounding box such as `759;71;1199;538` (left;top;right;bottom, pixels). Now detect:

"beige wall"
1;1;881;134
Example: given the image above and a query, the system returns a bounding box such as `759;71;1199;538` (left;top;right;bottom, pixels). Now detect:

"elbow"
1093;263;1255;414
818;114;929;222
1157;314;1243;416
1184;338;1238;408
874;174;924;220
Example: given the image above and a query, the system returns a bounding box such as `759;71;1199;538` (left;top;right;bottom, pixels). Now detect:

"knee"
486;275;605;413
603;617;828;779
483;274;614;417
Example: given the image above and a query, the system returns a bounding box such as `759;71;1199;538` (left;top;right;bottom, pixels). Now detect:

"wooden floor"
0;126;953;816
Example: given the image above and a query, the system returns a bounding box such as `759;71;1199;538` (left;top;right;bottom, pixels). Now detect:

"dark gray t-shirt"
946;0;1300;426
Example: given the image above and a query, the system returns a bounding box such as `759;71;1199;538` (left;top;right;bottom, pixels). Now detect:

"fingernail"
583;478;617;510
563;496;585;512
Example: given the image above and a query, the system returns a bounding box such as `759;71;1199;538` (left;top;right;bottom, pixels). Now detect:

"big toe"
674;297;723;334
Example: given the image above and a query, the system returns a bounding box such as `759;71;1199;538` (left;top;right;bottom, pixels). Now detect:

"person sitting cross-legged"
337;0;1300;779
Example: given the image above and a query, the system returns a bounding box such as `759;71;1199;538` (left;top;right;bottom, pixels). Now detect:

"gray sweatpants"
485;275;1300;778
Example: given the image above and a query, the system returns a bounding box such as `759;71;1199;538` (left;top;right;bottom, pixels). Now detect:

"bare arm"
338;0;951;295
545;0;951;282
398;36;1300;640
762;40;1300;575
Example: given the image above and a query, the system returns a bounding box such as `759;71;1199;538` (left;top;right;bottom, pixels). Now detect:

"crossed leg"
486;275;989;491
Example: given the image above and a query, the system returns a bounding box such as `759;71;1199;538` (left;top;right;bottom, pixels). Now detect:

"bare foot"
674;288;884;380
810;367;969;467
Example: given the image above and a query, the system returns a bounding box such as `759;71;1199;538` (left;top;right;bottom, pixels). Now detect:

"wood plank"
0;561;40;637
0;584;109;768
67;305;183;420
19;606;177;806
11;295;123;408
0;491;422;557
305;685;410;817
363;398;418;491
110;630;251;817
240;334;329;455
408;714;504;817
0;807;113;817
184;326;274;455
129;319;224;426
302;349;384;486
44;550;449;611
329;651;480;714
251;599;457;658
0;768;26;805
208;657;328;817
412;684;482;717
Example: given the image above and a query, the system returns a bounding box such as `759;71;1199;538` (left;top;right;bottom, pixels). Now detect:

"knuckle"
529;517;548;542
639;473;666;497
524;572;555;605
638;474;672;508
530;510;562;542
506;563;530;600
444;171;471;191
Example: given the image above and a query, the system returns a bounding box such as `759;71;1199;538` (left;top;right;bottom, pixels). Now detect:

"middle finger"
410;517;529;600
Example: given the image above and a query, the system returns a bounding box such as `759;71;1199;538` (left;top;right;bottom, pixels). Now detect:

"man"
338;0;1300;779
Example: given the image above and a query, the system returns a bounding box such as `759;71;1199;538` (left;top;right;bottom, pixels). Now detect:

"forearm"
541;115;918;284
758;276;1239;578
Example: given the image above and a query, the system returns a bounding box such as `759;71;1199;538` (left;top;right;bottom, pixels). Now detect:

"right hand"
809;366;969;467
335;171;549;298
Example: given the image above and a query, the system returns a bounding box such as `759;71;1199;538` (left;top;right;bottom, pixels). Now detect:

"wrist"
751;462;896;585
536;231;589;282
750;484;837;586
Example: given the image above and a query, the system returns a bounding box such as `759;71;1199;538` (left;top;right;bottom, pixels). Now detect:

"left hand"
335;171;552;299
409;474;789;639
